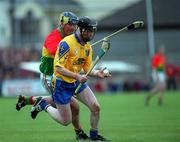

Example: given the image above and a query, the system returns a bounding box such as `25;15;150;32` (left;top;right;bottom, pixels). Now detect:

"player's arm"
45;35;60;56
56;67;83;80
83;44;111;78
56;67;87;83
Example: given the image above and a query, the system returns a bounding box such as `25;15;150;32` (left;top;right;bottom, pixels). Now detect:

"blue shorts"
53;79;87;105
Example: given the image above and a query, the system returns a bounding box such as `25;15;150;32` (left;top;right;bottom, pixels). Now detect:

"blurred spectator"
123;79;131;91
132;80;141;91
166;64;177;90
0;70;3;96
141;79;151;91
176;65;180;88
107;77;119;93
0;47;40;80
94;80;105;93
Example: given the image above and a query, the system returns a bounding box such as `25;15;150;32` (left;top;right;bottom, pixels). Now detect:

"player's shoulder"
58;41;70;57
59;34;74;50
63;34;75;41
45;29;62;43
61;34;76;45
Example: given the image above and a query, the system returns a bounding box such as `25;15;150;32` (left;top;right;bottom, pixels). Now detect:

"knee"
60;118;71;126
91;103;100;114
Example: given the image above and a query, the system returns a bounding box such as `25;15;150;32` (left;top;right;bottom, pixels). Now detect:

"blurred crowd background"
0;0;180;96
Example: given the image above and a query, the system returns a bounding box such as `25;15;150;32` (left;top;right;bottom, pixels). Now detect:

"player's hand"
77;74;88;83
96;68;111;78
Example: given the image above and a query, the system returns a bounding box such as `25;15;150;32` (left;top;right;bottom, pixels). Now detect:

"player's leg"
158;80;166;106
32;73;54;105
48;103;72;125
16;95;54;111
16;95;36;111
158;92;163;106
145;82;160;106
155;72;166;106
70;97;80;129
31;79;74;125
145;71;160;106
30;96;89;140
70;97;89;140
31;97;72;125
77;86;109;141
16;73;53;111
31;78;88;140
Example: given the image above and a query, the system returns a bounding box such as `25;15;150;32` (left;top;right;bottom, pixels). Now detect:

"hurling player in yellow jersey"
16;12;89;140
31;16;110;141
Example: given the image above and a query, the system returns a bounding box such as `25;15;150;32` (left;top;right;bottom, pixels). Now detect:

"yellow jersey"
54;33;92;83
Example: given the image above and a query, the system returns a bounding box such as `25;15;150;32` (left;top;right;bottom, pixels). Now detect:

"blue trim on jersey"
58;41;69;58
53;79;87;104
74;32;81;44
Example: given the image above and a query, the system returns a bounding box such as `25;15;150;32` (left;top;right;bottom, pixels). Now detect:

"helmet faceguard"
77;16;97;42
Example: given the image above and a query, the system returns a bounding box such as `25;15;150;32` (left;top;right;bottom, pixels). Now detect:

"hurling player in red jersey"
145;46;167;106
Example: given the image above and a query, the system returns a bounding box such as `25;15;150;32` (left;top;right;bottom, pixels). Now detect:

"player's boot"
30;97;48;119
90;130;110;141
16;95;26;111
90;134;110;141
75;129;89;141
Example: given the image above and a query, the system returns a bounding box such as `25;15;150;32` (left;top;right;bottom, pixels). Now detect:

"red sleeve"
44;30;63;56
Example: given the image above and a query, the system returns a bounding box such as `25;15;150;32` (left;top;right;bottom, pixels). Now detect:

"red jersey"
43;28;64;56
39;28;64;75
152;53;166;71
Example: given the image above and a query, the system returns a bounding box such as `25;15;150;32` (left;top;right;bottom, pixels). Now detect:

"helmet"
59;12;79;25
77;16;97;42
77;16;97;31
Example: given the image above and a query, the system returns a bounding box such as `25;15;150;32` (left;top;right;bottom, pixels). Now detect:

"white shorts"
152;70;166;83
40;73;53;94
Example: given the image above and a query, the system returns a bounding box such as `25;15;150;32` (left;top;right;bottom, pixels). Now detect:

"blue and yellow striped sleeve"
54;41;70;68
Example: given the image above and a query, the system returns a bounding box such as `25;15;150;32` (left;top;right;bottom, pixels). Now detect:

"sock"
40;99;50;110
74;128;82;134
90;129;98;138
25;96;34;105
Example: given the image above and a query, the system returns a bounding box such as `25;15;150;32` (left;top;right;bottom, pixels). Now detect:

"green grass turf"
0;91;180;142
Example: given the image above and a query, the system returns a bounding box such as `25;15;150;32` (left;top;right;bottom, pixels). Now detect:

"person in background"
145;46;167;106
175;65;180;89
166;64;177;90
94;80;105;93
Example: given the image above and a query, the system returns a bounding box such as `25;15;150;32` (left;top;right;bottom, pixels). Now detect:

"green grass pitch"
0;91;180;142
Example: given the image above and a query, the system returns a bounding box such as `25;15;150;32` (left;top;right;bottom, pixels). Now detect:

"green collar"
57;26;65;38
